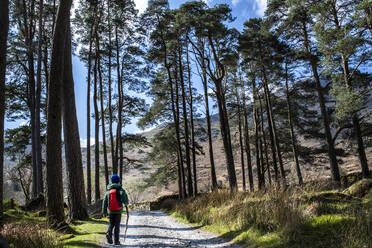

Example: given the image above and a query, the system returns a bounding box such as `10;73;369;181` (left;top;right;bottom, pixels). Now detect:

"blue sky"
5;0;266;147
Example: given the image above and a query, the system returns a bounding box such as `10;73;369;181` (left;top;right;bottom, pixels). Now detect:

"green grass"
1;204;109;248
63;218;109;248
164;179;372;248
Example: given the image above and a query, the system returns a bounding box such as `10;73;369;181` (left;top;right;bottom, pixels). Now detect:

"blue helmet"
111;174;121;184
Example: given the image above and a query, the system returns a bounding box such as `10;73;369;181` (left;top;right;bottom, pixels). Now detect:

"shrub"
1;223;62;248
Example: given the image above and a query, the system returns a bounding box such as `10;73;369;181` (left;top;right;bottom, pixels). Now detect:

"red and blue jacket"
102;183;129;214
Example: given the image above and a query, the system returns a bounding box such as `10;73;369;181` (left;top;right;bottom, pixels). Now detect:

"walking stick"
123;206;129;244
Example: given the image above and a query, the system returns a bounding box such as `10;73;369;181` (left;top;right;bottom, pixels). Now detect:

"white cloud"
202;0;213;5
20;121;28;126
232;0;241;6
80;137;95;148
253;0;267;17
134;0;148;14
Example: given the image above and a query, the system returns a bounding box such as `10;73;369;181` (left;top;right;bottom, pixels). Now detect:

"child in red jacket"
102;174;129;245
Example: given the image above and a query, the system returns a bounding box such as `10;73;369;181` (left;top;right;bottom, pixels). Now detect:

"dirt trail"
101;210;242;248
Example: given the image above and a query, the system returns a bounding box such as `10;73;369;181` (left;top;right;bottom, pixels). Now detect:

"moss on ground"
63;218;109;248
1;203;109;248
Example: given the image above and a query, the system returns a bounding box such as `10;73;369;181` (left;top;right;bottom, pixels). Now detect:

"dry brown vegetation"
163;179;372;248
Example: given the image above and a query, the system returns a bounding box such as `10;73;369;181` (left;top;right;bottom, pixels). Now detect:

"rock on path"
101;210;242;248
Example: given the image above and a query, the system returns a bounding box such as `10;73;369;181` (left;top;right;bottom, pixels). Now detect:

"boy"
102;174;129;245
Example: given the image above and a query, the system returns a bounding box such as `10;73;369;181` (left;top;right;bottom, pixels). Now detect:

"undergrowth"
0;202;109;248
1;223;62;248
166;179;372;248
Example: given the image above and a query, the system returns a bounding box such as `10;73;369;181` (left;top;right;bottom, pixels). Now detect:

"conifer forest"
0;0;371;247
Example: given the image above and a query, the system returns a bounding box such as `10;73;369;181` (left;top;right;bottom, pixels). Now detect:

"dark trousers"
107;213;122;242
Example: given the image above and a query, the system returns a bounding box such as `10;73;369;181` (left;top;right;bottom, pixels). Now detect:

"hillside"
91;112;372;203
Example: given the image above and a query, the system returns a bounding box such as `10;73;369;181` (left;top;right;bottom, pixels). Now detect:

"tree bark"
285;64;303;184
18;0;38;198
259;97;271;186
172;73;186;199
174;68;187;198
252;79;263;190
261;65;286;186
107;0;115;174
186;46;197;197
114;25;121;175
93;45;100;202
0;0;9;220
62;22;89;220
95;33;109;186
34;0;44;196
178;46;193;197
46;0;72;227
86;21;94;205
236;87;246;191
119;81;124;180
242;88;254;192
199;45;217;190
207;35;237;191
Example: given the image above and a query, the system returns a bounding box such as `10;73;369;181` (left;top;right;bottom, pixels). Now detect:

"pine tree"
62;20;88;220
314;0;370;178
45;0;72;227
266;0;341;183
0;0;9;220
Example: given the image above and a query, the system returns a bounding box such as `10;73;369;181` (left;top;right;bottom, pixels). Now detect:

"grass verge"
1;204;109;248
164;179;372;248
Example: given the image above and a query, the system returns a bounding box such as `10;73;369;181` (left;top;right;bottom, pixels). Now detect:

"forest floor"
100;210;241;248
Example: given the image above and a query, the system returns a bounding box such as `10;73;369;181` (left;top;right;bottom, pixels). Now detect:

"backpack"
108;188;123;211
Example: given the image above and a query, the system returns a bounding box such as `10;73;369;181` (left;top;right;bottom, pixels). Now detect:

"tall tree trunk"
258;95;266;188
259;98;271;186
172;74;185;199
35;0;44;195
62;22;88;220
43;40;49;94
107;0;115;174
86;22;94;205
285;64;303;184
114;25;121;175
199;48;217;190
93;46;100;202
96;34;109;186
21;0;38;198
174;68;187;198
164;66;186;199
252;79;263;189
207;35;237;192
301;21;340;183
242;89;254;192
178;46;193;197
236;87;246;191
257;77;278;185
176;154;183;199
261;66;286;186
0;0;9;220
17;0;38;199
46;0;72;227
119;82;124;180
186;46;197;197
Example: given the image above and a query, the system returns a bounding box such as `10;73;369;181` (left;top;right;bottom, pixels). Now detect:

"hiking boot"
106;234;113;244
114;241;121;246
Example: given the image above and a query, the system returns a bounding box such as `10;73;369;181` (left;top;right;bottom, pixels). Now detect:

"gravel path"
101;211;242;248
